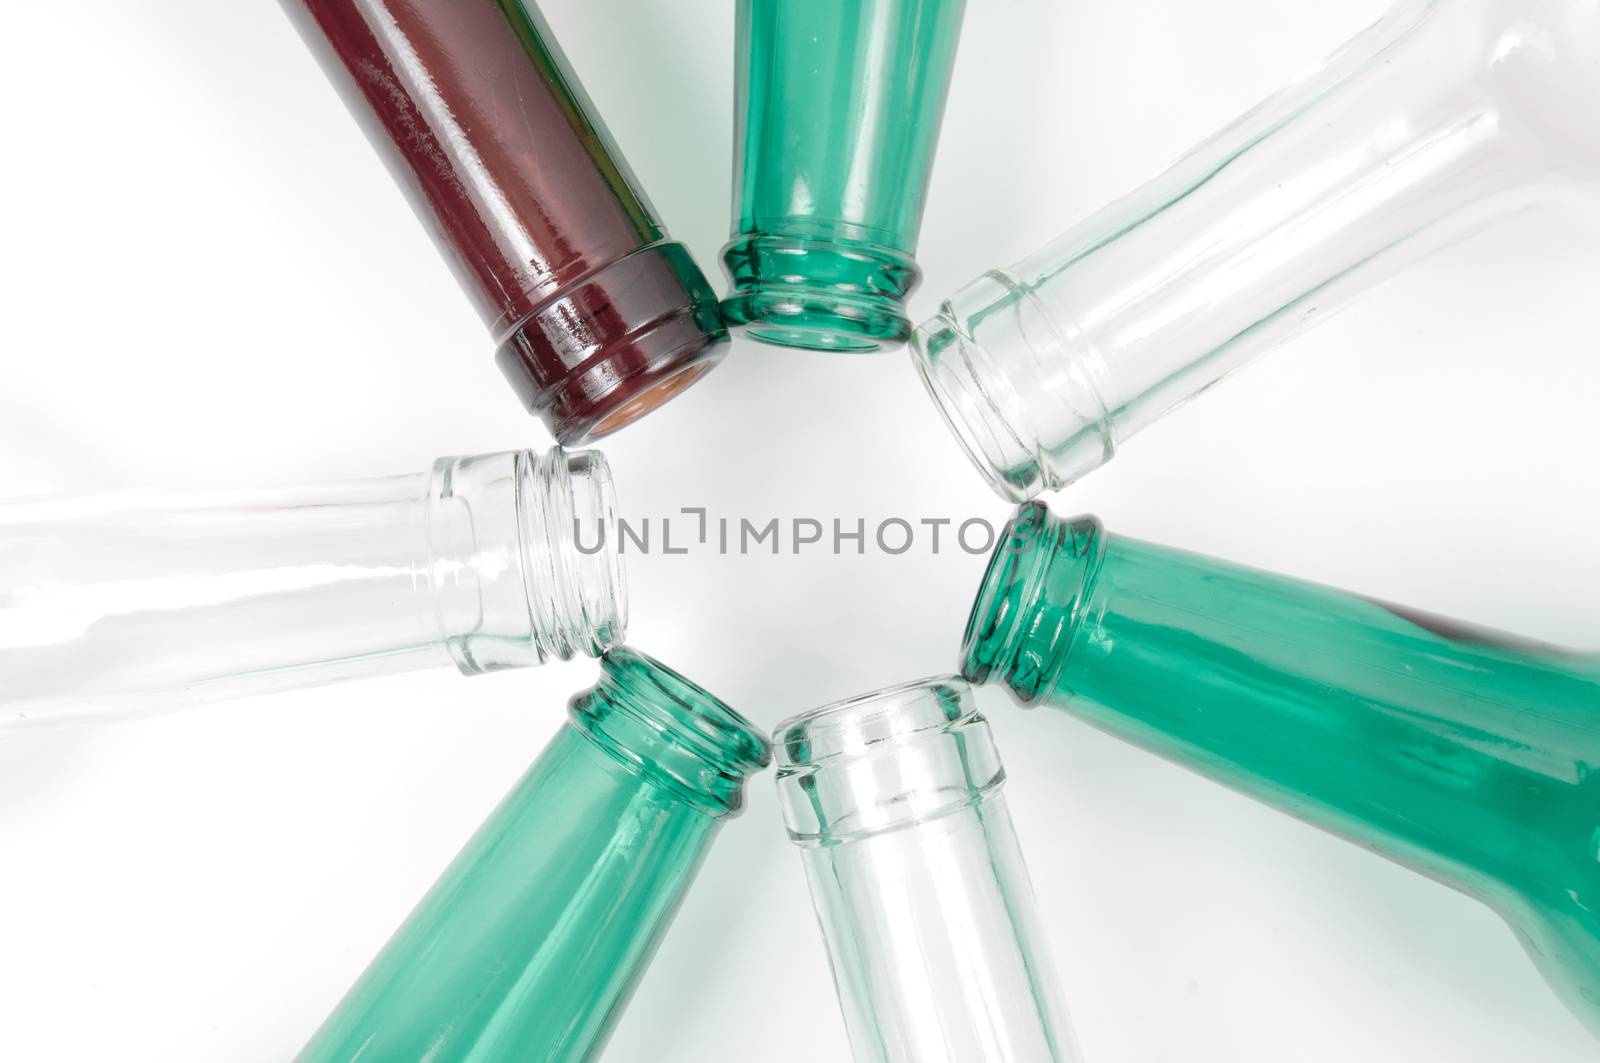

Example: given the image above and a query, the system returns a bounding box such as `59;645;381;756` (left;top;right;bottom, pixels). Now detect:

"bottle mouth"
586;361;714;437
571;647;772;818
720;230;919;353
494;241;729;444
910;270;1115;502
774;676;1004;844
777;675;978;760
426;448;625;673
720;287;907;353
961;503;1103;703
911;310;1047;501
522;447;626;662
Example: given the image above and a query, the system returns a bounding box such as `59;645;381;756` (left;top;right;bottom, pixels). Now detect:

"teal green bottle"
721;0;966;352
965;503;1600;1036
296;648;770;1062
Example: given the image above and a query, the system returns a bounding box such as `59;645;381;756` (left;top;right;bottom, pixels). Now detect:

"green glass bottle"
721;0;967;352
296;648;770;1062
965;503;1600;1037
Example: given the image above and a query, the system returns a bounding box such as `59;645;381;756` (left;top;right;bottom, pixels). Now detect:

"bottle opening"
720;230;919;353
495;241;729;444
746;322;883;353
524;447;627;660
910;271;1116;502
774;676;1004;844
587;362;713;438
723;287;907;353
962;503;1102;703
572;647;772;818
911;309;1045;501
425;448;626;674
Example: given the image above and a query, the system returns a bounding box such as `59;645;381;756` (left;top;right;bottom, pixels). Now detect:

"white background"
3;1;1599;1060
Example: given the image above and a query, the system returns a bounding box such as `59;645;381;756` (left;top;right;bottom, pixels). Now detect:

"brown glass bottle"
285;0;728;442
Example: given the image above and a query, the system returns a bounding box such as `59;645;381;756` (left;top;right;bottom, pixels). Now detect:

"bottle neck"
962;503;1105;699
298;652;765;1062
720;0;965;352
569;648;771;818
425;448;625;675
916;0;1559;501
774;677;1004;845
965;504;1600;895
772;677;1082;1063
0;447;624;724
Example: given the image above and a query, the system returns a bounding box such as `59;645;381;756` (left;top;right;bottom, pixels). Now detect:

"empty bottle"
722;0;967;352
914;0;1600;499
965;501;1600;1036
297;647;771;1062
775;677;1082;1062
285;0;727;442
0;448;622;725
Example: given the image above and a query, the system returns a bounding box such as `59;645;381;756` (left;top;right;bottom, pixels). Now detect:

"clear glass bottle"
297;647;771;1063
913;0;1600;499
284;0;727;442
0;448;622;725
775;677;1082;1062
966;501;1600;1037
721;0;967;352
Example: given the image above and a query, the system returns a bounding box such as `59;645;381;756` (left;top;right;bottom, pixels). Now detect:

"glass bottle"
0;448;622;725
284;0;727;443
297;647;771;1063
965;501;1600;1036
721;0;967;352
913;0;1600;499
775;677;1082;1062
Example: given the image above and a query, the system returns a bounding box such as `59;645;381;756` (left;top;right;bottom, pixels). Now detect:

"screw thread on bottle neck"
911;272;1114;503
774;676;1003;845
516;447;626;662
570;648;771;817
961;503;1104;702
426;447;624;674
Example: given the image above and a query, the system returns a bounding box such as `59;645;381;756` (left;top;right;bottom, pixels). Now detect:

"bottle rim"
775;675;976;765
572;647;772;817
520;446;628;662
962;503;1103;703
774;676;1005;845
909;302;1047;503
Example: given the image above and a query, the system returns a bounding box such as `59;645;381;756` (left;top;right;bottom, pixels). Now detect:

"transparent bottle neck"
775;677;1005;844
427;448;625;674
914;0;1600;500
773;679;1082;1063
0;447;624;724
